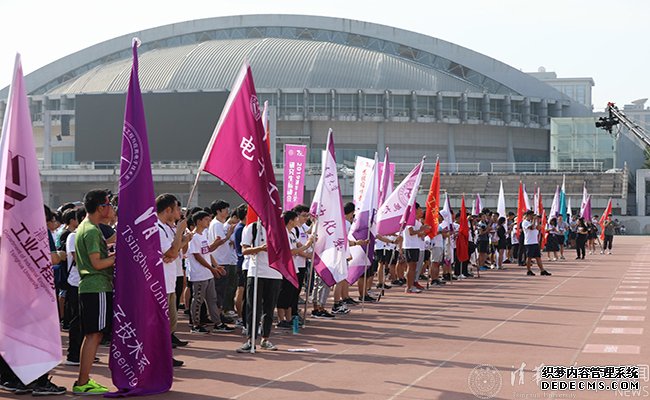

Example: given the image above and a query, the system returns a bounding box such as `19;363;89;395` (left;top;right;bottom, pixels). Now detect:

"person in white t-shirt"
276;210;314;327
429;214;448;286
156;194;193;366
290;205;313;319
522;211;551;277
187;211;234;334
237;222;283;352
64;207;86;366
402;203;430;293
208;200;237;319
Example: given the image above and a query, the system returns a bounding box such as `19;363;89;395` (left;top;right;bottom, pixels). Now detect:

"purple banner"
108;39;172;396
283;144;307;210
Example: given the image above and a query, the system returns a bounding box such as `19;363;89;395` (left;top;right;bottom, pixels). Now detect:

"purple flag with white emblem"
108;39;172;396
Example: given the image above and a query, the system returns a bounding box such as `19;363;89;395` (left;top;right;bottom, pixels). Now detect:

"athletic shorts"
404;249;420;263
477;240;490;254
79;292;112;335
525;244;542;259
376;249;397;265
237;269;247;287
430;247;444;263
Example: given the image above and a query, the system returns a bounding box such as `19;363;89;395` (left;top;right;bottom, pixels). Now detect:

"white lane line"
601;315;645;322
593;327;644;334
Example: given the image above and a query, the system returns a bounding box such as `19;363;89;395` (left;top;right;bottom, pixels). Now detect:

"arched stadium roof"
1;14;588;114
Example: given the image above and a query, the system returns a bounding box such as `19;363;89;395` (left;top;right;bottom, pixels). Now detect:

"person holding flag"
599;199;614;254
402;203;430;293
522;211;552;277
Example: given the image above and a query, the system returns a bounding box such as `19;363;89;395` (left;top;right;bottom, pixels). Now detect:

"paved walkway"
6;236;649;399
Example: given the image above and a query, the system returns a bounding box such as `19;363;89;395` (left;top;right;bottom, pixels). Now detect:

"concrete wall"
611;216;650;235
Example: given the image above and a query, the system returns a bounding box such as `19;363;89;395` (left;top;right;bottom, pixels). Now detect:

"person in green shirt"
73;189;115;395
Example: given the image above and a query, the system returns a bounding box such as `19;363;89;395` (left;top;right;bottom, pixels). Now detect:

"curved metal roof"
46;38;483;95
0;14;591;115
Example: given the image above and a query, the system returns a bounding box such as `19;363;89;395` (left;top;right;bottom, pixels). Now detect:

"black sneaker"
358;295;377;303
0;379;31;394
527;270;535;276
190;326;209;334
172;358;184;367
213;323;235;333
399;278;407;285
31;377;65;396
220;314;235;324
432;279;446;286
171;333;188;347
343;297;359;305
391;279;403;286
319;310;336;319
276;320;293;329
540;270;552;276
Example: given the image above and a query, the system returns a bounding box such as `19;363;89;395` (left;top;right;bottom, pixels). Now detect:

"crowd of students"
0;188;618;396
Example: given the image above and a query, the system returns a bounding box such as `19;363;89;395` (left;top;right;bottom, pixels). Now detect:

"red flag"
245;104;272;226
516;181;525;237
424;158;440;238
599;198;613;240
540;210;548;249
457;196;470;262
199;64;297;287
538;190;543;217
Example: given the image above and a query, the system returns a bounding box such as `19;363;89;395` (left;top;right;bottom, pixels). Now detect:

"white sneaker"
552;258;557;261
608;251;612;255
457;274;466;279
406;287;422;293
600;250;604;254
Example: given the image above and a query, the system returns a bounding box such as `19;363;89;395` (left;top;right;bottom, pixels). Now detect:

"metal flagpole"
249;219;261;354
303;219;318;327
359;156;378;312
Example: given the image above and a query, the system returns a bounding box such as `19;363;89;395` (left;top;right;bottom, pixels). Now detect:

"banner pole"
249;219;261;354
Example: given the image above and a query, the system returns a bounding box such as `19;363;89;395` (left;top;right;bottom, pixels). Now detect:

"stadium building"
0;14;628;219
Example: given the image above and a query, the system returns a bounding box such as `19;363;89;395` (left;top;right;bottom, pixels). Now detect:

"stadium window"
511;101;522;122
282;92;303;116
309;93;329;116
490;99;503;121
336;94;357;116
390;95;409;117
467;98;481;120
363;94;383;116
416;96;434;117
442;96;459;118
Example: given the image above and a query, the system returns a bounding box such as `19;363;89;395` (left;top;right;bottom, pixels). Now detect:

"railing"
490;162;604;173
39;161;482;175
393;162;481;174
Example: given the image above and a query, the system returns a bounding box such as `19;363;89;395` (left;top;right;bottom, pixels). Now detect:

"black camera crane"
595;102;650;147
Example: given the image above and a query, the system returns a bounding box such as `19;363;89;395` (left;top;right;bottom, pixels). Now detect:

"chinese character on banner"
240;136;256;161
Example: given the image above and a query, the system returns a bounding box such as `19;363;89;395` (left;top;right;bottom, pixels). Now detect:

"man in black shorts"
522;211;551;277
73;190;116;394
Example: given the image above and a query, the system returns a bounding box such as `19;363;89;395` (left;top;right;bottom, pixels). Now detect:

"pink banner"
283;144;307;210
200;64;297;287
0;55;61;384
